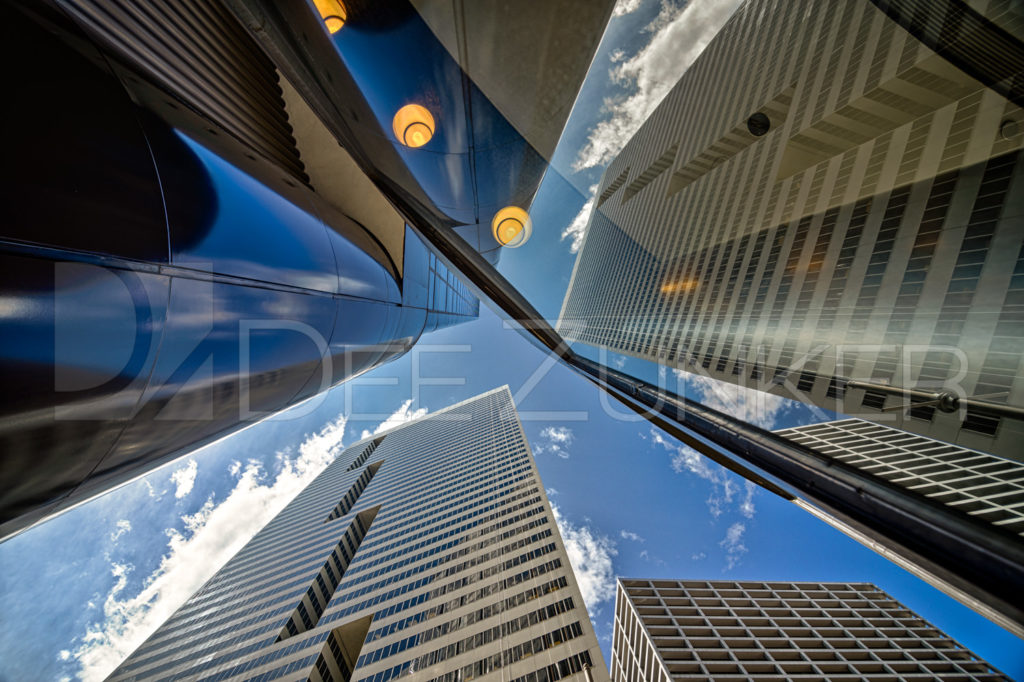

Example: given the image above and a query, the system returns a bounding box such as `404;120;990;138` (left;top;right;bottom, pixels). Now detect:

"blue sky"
2;0;1022;680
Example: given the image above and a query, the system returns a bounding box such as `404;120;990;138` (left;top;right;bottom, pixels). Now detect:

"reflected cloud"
573;0;743;171
560;184;597;253
169;459;198;500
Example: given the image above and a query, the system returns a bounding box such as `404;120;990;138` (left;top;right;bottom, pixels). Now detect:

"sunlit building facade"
611;579;1010;682
558;0;1024;459
107;387;607;682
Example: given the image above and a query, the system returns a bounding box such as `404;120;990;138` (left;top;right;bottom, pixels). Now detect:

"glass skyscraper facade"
107;387;607;682
557;0;1024;459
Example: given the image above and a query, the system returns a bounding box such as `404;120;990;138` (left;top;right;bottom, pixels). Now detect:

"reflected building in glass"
557;0;1024;459
611;579;1010;682
106;387;607;682
775;419;1024;537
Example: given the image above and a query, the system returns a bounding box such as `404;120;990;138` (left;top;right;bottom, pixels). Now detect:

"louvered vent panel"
58;0;308;183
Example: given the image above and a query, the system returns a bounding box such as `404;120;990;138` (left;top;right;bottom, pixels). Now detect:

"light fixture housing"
392;104;435;148
491;206;532;248
313;0;346;33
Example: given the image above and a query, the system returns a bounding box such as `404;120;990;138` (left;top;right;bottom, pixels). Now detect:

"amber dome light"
491;206;532;248
393;105;435;148
313;0;346;33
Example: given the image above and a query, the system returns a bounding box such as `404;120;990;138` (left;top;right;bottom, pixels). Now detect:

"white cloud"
691;551;707;561
720;522;748;570
59;650;71;661
560;184;597;253
612;0;644;17
639;549;649;560
551;504;617;608
108;520;131;544
679;371;790;429
739;480;756;519
534;426;575;459
70;414;348;682
360;399;428;440
573;0;743;172
546;487;559;497
169;459;197;500
142;480;159;499
228;460;242;477
619;530;645;542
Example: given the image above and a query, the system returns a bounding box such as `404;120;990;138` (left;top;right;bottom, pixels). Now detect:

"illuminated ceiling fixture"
491;206;532;248
393;104;435;148
313;0;346;33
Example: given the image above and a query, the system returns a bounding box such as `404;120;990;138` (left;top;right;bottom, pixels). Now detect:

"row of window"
415;622;585;682
341;495;544;584
142;530;560;677
358;597;576;672
320;543;560;628
204;458;531;607
353;465;532;556
364;575;569;646
211;446;525;593
336;528;553;605
154;478;538;645
344;481;536;569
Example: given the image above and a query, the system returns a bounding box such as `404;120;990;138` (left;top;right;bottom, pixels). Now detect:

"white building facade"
108;387;607;682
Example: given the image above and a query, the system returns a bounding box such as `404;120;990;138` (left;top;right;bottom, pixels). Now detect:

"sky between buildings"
1;0;1022;680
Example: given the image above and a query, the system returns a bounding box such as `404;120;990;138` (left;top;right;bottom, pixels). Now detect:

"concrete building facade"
557;0;1024;458
107;387;607;682
611;579;1010;682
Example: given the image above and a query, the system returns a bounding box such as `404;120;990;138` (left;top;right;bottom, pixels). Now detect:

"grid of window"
107;388;606;682
776;419;1024;535
612;579;1010;681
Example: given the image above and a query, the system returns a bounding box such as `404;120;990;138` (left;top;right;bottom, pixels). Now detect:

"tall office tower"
775;418;1024;537
106;387;607;682
557;0;1024;459
611;579;1010;682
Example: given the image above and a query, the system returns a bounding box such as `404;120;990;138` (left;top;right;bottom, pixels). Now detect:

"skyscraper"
557;0;1024;459
775;418;1024;537
611;578;1010;682
106;387;607;682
